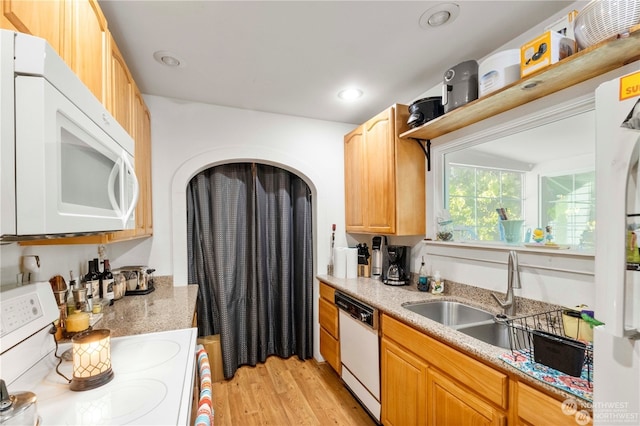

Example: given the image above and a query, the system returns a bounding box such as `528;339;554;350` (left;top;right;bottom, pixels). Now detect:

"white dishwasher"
335;291;380;422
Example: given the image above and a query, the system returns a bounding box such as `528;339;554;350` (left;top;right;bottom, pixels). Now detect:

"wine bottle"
84;260;100;303
102;259;115;305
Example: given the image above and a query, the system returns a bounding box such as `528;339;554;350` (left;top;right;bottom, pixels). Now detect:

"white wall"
143;95;354;280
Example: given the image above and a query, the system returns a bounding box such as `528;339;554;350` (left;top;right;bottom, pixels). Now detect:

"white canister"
478;49;520;97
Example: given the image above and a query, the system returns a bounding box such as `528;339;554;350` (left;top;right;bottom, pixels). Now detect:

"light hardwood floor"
211;355;377;425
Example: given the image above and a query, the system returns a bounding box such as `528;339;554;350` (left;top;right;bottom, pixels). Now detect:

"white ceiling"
98;0;572;125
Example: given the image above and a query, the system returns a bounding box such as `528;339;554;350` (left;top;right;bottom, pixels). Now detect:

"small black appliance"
383;245;411;286
407;97;445;128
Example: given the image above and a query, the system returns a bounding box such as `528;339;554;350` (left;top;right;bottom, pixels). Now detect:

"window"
446;163;524;241
540;170;595;247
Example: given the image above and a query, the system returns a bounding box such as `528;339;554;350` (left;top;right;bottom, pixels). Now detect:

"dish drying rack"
504;309;593;386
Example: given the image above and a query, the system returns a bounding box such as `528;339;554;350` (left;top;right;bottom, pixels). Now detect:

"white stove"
0;282;197;425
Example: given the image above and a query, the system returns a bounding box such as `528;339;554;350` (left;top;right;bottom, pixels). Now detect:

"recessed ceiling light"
338;88;363;101
153;50;184;67
419;3;460;29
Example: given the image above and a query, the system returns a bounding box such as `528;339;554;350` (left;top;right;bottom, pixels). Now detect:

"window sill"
424;239;594;257
423;239;594;276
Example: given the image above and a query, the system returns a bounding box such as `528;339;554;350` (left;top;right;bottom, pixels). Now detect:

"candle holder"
70;329;114;391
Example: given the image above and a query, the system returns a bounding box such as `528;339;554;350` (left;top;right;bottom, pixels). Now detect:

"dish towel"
500;349;593;402
195;344;215;426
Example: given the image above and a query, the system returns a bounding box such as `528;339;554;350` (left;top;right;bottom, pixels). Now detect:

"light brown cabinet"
344;125;366;231
428;368;506;426
381;313;508;426
68;0;107;104
133;88;153;237
344;104;425;236
1;0;66;57
380;337;428;425
380;313;589;426
516;382;589;425
318;282;340;373
106;31;134;136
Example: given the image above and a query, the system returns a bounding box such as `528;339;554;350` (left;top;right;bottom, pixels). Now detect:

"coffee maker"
383;245;411;286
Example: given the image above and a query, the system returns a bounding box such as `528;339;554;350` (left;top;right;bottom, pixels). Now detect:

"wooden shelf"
400;26;640;141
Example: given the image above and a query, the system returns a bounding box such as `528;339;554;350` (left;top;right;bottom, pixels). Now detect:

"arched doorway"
186;162;313;378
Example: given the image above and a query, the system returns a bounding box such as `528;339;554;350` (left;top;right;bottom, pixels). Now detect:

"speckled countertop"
93;276;198;338
317;274;591;406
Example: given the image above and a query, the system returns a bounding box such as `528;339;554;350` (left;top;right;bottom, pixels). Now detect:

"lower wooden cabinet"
516;382;590;425
381;337;427;426
381;313;508;426
428;369;506;426
318;282;340;373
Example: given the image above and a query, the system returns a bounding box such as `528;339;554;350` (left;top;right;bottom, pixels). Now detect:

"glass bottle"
85;260;100;302
101;259;115;305
418;257;429;292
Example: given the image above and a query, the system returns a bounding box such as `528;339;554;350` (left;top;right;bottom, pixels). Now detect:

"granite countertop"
317;274;591;406
93;276;198;338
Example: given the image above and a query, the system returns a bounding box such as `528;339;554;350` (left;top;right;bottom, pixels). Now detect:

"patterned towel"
501;349;593;402
195;344;214;426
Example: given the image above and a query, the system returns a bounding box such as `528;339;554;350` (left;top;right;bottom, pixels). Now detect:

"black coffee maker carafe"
383;245;411;286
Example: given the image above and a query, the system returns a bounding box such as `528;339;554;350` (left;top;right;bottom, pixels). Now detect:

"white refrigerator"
594;62;640;425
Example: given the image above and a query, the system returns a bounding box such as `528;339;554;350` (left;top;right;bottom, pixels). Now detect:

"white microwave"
0;30;139;240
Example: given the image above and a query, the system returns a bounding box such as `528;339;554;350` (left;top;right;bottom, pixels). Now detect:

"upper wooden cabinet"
1;0;65;57
68;0;107;104
344;104;426;235
106;31;134;136
344;125;366;231
133;86;153;237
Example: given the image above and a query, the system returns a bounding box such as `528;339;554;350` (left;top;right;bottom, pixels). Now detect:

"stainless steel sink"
456;321;512;349
403;300;495;326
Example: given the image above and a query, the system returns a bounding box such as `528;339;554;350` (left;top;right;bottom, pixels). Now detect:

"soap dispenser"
431;271;444;294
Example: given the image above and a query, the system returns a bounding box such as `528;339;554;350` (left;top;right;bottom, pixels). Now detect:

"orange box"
520;30;575;77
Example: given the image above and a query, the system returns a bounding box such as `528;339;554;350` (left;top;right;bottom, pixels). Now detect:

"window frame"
427;90;596;267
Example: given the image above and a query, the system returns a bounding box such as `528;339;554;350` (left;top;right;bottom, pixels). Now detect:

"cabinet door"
516;382;588;426
318;297;338;338
134;90;153;236
69;0;107;103
106;31;134;136
381;337;428;426
428;369;506;426
319;326;340;374
344;125;366;232
364;107;396;234
1;0;65;57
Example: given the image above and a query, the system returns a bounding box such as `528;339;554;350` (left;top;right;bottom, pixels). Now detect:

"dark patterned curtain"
187;163;313;378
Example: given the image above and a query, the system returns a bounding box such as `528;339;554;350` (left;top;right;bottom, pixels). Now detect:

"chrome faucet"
492;250;521;316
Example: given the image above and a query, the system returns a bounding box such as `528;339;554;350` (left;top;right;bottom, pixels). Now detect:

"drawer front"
319;297;339;338
320;326;341;373
382;314;508;409
517;382;589;425
319;281;335;301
